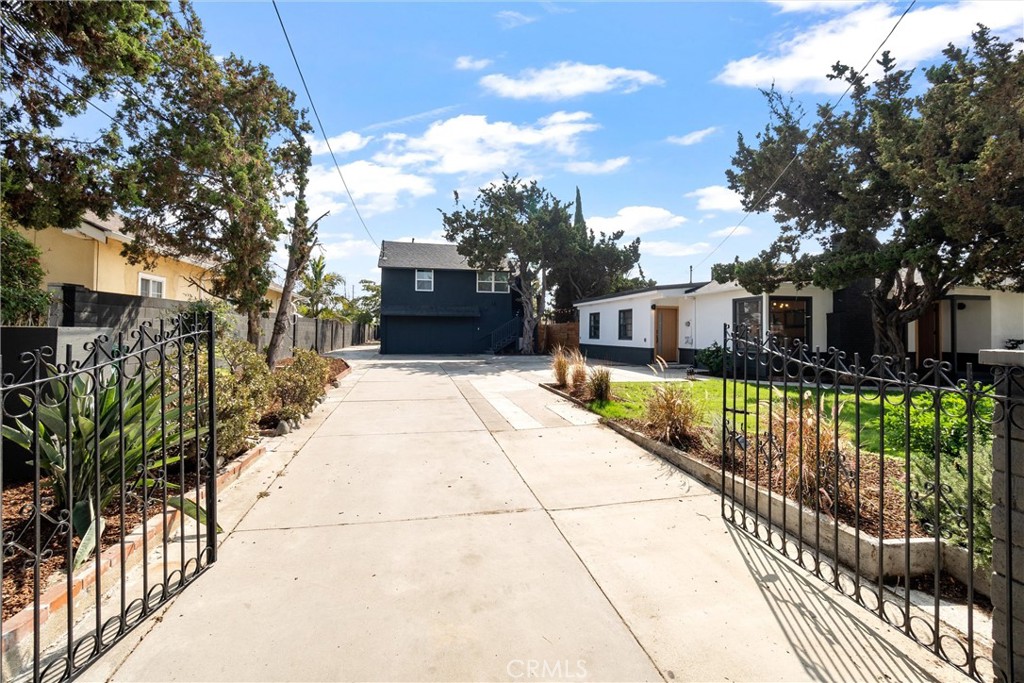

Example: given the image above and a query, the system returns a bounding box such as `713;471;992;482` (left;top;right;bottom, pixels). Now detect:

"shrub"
644;383;706;450
177;298;237;339
761;390;853;513
1;222;51;325
551;346;570;387
274;349;330;422
695;342;728;376
588;366;612;403
882;387;995;565
216;337;273;459
568;349;588;397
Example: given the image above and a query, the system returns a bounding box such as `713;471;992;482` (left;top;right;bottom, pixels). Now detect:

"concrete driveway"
86;347;967;682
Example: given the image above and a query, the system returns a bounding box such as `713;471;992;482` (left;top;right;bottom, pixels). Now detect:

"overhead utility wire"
693;0;917;270
271;0;377;248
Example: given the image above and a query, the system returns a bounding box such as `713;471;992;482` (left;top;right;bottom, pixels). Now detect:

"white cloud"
667;126;719;146
640;241;711;257
320;236;381;260
717;1;1024;93
769;0;869;12
496;10;537;29
372;111;599;176
307;132;372;156
304;161;434;218
454;55;492;71
588;206;686;237
564;156;630;175
708;225;752;238
480;62;663;100
686;185;744;212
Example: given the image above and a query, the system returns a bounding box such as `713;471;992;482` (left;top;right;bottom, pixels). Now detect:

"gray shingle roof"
377;240;473;270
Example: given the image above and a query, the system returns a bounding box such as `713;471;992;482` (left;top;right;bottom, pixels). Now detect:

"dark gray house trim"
579;343;654;365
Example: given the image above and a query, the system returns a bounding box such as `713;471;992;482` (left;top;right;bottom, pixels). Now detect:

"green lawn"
589;380;888;454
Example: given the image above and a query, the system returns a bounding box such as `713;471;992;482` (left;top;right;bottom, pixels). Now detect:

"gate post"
980;349;1024;682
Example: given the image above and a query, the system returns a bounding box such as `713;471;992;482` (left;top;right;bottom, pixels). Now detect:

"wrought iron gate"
1;313;218;682
720;326;1021;683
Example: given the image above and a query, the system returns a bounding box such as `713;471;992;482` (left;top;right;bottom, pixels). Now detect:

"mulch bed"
1;469;199;620
621;415;922;539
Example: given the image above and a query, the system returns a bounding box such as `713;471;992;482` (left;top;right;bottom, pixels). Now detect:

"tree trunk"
246;309;261;347
266;249;302;368
515;268;538;355
869;285;910;361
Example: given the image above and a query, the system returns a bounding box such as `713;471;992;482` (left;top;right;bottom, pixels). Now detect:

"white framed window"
138;273;166;299
415;269;434;292
476;270;509;294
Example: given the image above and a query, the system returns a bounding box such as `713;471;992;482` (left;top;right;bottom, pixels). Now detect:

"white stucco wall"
989;290;1024;348
576;294;654;349
684;282;833;350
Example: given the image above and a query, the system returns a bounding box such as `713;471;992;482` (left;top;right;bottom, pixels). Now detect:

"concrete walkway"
85;347;968;682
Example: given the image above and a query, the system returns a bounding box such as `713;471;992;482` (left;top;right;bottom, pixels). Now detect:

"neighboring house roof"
64;211;285;294
377;240;474;271
574;281;711;306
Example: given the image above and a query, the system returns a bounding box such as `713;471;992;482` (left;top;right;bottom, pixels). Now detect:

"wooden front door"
655;307;679;362
916;302;941;362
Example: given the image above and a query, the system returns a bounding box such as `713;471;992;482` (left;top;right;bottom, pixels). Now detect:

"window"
588;312;600;339
618;309;632;340
769;297;811;344
477;270;510;293
138;273;165;299
415;269;433;292
733;297;762;339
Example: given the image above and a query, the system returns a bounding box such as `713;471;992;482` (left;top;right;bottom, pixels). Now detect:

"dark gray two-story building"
377;240;520;355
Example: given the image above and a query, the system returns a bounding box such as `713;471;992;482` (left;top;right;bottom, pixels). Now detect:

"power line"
271;0;378;248
693;0;917;271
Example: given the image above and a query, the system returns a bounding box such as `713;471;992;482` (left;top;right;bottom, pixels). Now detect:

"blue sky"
188;0;1022;295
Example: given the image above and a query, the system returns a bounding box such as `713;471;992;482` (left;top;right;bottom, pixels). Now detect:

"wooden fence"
537;322;579;353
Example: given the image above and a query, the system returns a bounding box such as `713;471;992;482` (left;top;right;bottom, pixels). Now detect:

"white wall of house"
908;287;1024;356
578;295;654;349
684;282;833;350
687;289;739;349
990;289;1024;348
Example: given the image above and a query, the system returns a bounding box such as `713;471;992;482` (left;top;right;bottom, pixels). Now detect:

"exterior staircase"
486;317;522;354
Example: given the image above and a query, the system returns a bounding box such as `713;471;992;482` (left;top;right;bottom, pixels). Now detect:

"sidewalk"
84;349;967;682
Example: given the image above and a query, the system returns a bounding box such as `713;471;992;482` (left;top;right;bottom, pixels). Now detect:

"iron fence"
1;313;217;682
720;326;1021;683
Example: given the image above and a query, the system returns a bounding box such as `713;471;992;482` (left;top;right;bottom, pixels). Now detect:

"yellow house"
17;212;284;310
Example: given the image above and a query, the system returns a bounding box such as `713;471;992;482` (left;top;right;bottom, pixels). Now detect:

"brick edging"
1;443;267;654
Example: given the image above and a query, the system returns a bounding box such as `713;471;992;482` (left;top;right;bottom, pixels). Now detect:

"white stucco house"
574;278;1024;371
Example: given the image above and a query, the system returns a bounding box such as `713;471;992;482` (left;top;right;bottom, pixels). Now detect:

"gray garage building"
377;240;520;355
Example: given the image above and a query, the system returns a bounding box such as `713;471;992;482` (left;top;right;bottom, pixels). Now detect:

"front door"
655;307;678;362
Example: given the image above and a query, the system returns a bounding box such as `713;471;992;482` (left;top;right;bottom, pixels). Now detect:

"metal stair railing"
487;317;522;354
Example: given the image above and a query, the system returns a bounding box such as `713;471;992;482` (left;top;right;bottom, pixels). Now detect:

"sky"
187;0;1023;295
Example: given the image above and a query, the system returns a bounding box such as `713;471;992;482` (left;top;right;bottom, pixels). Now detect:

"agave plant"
2;362;211;568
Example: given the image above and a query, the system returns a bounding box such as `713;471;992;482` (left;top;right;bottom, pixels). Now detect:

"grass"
590;380;890;455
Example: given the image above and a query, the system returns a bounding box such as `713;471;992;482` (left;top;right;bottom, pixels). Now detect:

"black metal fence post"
205;311;218;565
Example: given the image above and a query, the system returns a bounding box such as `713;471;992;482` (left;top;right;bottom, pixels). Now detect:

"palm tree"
298;255;346;318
